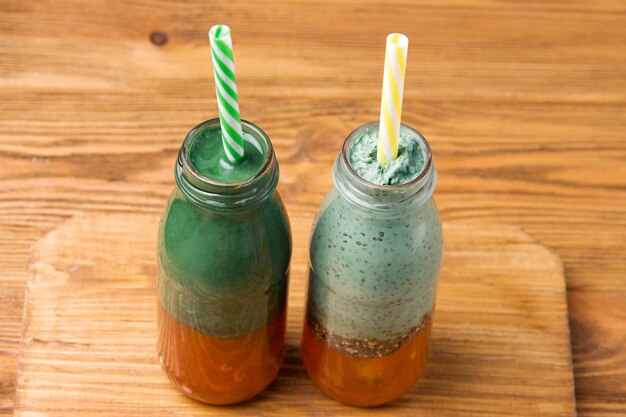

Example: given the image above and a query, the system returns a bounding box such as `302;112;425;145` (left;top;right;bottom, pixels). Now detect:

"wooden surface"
0;0;625;415
15;216;575;416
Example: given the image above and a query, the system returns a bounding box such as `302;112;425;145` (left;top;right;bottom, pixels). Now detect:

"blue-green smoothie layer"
307;125;442;341
349;127;425;186
308;191;442;341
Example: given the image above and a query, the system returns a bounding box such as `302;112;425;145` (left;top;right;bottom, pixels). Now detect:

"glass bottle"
157;118;291;404
301;122;442;407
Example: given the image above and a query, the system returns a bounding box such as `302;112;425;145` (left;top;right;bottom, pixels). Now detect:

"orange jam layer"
301;318;432;407
157;303;286;404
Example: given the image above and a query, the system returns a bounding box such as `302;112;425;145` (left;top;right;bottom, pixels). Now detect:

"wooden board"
2;1;626;415
14;214;575;416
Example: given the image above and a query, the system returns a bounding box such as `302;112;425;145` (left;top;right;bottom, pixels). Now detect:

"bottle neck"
332;122;437;214
175;118;279;211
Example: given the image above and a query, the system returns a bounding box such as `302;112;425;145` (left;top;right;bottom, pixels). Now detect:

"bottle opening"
182;118;273;188
175;118;279;210
346;123;429;187
333;122;437;213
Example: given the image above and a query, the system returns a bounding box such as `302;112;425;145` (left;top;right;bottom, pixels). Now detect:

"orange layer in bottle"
301;319;432;407
157;302;286;404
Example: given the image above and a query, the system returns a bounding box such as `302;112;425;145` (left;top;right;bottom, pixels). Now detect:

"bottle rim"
340;121;433;191
179;118;275;189
333;121;437;213
175;118;279;210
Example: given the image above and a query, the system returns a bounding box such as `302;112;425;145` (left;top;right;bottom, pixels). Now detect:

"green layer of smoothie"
157;188;291;338
189;127;266;183
349;127;425;186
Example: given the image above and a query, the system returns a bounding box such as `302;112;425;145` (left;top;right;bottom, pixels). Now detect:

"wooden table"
1;1;624;415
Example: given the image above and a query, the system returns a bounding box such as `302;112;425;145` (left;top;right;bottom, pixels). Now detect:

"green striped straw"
208;25;245;164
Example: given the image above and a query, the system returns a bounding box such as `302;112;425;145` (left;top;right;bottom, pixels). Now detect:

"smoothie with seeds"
301;122;442;406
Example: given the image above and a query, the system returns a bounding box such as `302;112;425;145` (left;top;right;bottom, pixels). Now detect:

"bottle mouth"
179;118;275;190
341;121;433;190
175;118;279;210
334;121;437;213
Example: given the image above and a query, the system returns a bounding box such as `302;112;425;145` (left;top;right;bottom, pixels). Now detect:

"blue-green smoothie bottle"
301;122;443;407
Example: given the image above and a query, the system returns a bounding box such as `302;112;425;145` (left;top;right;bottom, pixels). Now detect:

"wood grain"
0;0;625;415
14;215;575;416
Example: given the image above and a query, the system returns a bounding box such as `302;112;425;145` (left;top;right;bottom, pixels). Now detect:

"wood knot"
150;31;168;46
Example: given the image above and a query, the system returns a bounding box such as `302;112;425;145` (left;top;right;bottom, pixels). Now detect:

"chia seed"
306;313;432;358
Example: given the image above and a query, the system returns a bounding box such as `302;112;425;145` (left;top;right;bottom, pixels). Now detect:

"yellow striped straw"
377;33;409;166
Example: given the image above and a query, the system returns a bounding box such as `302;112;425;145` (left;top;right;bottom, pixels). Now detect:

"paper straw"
209;25;245;164
377;33;409;166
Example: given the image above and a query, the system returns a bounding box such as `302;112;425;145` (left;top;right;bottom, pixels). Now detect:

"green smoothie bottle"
157;118;291;404
301;122;443;406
